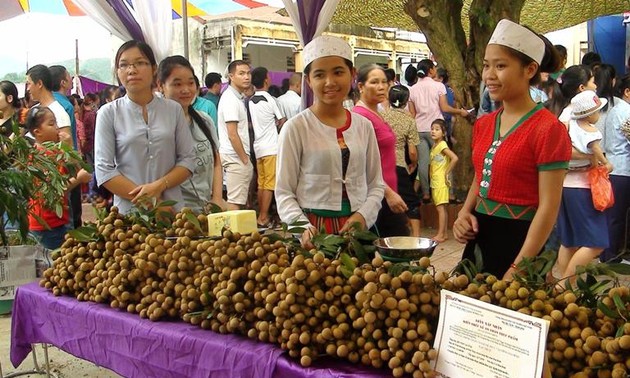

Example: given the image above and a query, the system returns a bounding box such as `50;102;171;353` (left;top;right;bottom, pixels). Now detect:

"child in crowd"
275;35;385;248
26;106;91;250
556;90;612;282
568;90;612;172
429;119;458;242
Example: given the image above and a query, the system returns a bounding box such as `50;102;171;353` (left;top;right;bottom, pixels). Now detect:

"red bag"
589;166;614;211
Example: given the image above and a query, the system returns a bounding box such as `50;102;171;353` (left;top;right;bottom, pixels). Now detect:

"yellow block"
207;210;257;237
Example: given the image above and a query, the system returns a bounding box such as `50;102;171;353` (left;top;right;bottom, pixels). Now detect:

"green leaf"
286;227;306;234
351;240;369;264
340;266;353;279
353;230;378;242
157;200;178;207
597;301;619;319
612;293;626;312
340;252;356;272
67;229;94;242
616;325;625;338
288;220;309;227
185;212;202;233
604;263;630;276
473;245;484;272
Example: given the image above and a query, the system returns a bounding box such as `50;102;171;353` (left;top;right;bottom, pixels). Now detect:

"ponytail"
416;59;434;79
188;105;218;156
544;65;593;117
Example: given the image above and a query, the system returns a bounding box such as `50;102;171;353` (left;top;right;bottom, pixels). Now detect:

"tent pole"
182;0;189;59
75;39;80;77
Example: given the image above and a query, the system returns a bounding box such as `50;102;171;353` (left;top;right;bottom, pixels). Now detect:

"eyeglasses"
117;61;152;71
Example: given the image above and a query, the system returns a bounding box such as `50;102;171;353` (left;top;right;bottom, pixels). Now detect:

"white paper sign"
433;290;549;378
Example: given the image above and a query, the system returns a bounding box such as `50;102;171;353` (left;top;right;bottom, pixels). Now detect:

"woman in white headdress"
452;19;572;279
275;35;385;248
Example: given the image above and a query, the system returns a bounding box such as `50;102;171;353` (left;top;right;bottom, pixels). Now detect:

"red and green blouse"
472;104;571;220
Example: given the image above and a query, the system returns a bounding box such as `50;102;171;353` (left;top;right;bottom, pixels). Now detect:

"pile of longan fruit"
41;208;630;377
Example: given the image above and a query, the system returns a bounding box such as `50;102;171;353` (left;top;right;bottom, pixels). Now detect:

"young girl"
157;55;225;213
275;36;385;247
26;106;91;250
555;90;612;281
94;40;196;214
381;85;421;236
453;19;572;279
430;119;458;242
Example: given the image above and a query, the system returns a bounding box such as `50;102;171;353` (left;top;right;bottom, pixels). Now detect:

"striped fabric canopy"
0;0;275;22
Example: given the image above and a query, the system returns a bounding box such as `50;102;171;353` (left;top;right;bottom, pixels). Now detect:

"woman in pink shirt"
409;59;469;202
353;64;409;236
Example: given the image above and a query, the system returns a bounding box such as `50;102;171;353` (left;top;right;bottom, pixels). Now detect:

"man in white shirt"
26;64;72;146
217;60;253;210
249;67;286;226
276;72;302;121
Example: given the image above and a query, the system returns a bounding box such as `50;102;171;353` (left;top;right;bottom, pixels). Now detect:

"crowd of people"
1;18;628;281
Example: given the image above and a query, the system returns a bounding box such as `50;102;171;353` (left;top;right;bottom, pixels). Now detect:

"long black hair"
545;65;593;117
594;64;616;111
157;55;218;156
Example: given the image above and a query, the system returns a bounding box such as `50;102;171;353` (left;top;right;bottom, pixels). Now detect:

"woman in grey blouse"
157;55;225;213
94;40;195;214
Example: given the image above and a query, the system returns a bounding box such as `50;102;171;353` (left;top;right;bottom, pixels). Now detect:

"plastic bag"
589;166;614;211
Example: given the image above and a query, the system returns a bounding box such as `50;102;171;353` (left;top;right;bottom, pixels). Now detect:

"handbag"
588;166;614;211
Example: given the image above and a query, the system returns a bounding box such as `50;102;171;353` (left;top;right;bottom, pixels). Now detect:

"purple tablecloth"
11;282;390;378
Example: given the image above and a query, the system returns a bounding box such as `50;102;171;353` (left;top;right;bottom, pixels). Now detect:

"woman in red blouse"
453;19;572;279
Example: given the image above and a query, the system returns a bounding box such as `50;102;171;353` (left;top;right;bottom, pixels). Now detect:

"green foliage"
0;119;88;245
1;58;114;84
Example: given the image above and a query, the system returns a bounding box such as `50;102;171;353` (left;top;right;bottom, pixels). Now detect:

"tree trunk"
403;0;525;199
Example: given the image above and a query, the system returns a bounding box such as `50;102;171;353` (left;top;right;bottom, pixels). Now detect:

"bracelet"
163;177;169;190
510;263;518;270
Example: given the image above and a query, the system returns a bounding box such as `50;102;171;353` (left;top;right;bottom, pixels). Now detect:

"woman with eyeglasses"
94;40;195;214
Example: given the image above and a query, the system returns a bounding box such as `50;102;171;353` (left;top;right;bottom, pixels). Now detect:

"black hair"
115;40;157;69
431;118;448;136
384;68;396;83
0;81;21;109
498;26;561;86
26;64;53;91
227;60;249;74
554;45;567;62
84;93;99;105
389;85;410;109
304;58;353;76
356;64;385;85
416;59;434;79
49;65;68;92
545;65;593;117
281;78;290;94
436;68;449;84
204;72;222;88
251;67;269;89
615;74;630;98
582;52;601;67
594;64;616;111
268;85;281;98
67;94;82;107
100;85;120;106
404;64;417;86
24;106;53;133
157;55;218;157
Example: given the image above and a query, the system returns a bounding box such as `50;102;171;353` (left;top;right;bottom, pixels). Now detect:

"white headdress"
303;35;353;68
488;19;545;65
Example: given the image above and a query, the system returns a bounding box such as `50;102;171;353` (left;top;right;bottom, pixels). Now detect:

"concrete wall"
544;23;588;67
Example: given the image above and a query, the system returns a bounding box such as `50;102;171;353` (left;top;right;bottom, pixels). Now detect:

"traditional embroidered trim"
476;197;537;221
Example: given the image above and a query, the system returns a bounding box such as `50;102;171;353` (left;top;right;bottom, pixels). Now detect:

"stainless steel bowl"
373;237;438;260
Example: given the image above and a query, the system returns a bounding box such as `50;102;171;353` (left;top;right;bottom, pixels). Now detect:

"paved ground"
0;204;465;377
